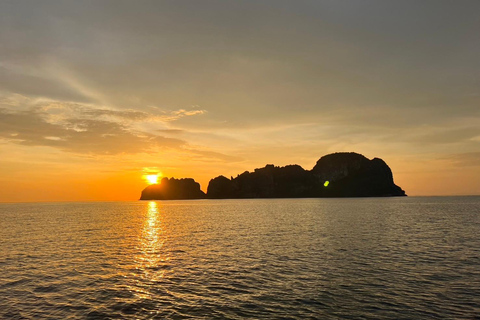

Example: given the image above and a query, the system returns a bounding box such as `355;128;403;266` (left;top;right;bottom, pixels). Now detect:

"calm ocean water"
1;197;479;319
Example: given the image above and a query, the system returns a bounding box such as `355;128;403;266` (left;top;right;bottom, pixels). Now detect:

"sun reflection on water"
135;201;168;281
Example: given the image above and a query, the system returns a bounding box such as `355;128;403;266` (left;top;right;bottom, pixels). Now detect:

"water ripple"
1;197;480;319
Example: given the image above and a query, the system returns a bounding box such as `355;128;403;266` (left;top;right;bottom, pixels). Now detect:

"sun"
146;175;158;184
144;173;161;185
142;168;163;185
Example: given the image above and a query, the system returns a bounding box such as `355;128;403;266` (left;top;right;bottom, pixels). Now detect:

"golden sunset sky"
1;0;479;202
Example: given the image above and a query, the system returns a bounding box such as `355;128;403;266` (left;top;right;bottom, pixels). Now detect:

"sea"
1;197;479;319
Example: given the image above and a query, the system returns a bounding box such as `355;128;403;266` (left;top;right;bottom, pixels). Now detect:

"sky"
1;0;479;202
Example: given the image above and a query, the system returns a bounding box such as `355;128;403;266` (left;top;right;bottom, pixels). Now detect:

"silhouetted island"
140;177;206;200
140;152;406;200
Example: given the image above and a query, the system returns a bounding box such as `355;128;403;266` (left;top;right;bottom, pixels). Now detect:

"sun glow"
147;175;158;184
144;173;161;185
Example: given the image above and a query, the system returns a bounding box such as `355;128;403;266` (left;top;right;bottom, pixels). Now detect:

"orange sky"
1;1;479;202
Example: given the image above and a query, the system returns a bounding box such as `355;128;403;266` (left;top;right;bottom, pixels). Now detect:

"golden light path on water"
1;199;480;318
128;201;168;300
140;202;167;276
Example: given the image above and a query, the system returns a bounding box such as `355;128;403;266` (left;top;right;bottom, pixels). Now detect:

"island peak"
140;152;406;200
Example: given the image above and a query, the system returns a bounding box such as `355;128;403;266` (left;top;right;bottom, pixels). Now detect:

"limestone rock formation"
140;177;206;200
140;152;406;200
310;153;406;197
207;152;406;198
207;164;317;198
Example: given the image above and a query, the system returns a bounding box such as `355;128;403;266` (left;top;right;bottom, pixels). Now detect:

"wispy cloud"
27;100;207;124
185;148;244;163
0;98;233;162
0;107;185;155
443;152;480;167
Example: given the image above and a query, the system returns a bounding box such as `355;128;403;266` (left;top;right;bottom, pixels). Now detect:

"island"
140;177;206;200
140;152;406;200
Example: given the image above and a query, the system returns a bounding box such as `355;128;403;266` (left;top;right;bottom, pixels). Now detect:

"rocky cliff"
140;152;406;200
207;164;317;198
140;177;206;200
310;153;406;197
207;152;406;198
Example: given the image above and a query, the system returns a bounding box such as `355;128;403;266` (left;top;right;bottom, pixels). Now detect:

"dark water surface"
1;197;479;319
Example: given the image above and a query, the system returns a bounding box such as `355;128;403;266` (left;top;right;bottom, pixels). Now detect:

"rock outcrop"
140;177;206;200
207;152;406;198
310;153;406;197
140;152;406;200
207;164;317;198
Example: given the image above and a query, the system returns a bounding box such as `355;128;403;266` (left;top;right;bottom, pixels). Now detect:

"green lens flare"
324;181;329;187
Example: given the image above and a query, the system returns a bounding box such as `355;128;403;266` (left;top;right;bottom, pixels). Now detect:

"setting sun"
145;174;160;185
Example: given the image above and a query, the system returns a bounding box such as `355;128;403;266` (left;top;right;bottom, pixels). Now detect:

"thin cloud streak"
0;108;185;155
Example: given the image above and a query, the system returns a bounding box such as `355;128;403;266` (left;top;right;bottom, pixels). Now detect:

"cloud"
8;97;207;123
2;0;478;132
443;152;480;167
173;109;206;117
0;65;93;103
406;127;480;146
154;108;207;122
0;102;236;163
0;0;479;160
0;107;185;155
186;149;244;163
79;108;151;121
0;92;207;127
157;129;185;135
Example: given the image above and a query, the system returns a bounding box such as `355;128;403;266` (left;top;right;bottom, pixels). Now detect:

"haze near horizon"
1;0;479;202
